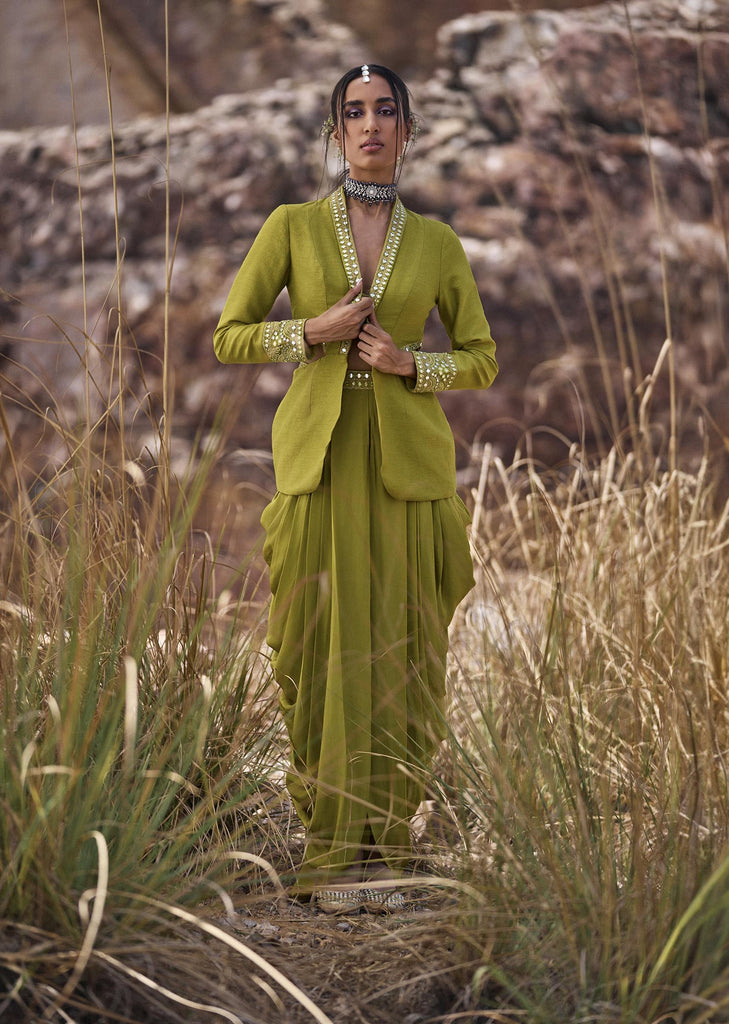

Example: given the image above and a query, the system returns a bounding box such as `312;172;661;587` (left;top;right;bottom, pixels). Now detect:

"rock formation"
1;0;728;489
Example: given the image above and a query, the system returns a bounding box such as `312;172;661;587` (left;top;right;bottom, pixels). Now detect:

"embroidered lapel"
328;186;407;309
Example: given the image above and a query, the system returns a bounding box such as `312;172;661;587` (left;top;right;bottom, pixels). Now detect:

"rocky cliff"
1;0;728;487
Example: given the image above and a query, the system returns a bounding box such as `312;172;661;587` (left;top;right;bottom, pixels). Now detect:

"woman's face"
333;73;407;182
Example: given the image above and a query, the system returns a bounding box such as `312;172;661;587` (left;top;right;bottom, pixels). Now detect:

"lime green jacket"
213;187;498;500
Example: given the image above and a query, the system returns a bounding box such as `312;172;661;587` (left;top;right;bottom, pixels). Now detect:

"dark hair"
325;64;416;185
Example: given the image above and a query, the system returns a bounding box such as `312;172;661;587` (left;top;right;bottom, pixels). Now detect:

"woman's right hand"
303;280;375;346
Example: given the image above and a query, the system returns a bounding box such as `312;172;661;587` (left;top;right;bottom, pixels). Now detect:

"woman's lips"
361;141;383;152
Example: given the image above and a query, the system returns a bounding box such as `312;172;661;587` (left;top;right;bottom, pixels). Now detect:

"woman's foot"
314;887;362;914
312;867;364;915
360;886;407;913
360;863;407;914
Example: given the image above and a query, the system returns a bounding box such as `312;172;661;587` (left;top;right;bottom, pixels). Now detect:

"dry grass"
2;2;729;1022
4;358;729;1022
441;427;729;1022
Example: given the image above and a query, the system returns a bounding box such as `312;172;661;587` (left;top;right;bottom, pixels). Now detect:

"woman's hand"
356;309;416;378
303;280;375;346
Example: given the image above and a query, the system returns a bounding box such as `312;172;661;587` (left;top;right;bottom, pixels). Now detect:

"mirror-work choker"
343;176;398;206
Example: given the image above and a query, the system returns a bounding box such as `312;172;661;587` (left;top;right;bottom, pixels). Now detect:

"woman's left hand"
356;310;416;378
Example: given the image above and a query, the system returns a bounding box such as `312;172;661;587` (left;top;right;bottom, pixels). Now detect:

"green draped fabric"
261;387;474;889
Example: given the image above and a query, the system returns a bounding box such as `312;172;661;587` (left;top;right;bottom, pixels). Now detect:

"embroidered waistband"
340;345;422;389
343;369;373;390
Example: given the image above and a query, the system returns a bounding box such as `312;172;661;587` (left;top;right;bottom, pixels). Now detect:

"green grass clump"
0;397;294;1020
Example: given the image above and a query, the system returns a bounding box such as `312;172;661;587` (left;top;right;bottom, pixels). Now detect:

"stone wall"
1;0;728;483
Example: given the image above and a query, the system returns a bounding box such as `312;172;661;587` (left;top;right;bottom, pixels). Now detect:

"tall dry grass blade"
470;442;492;540
41;831;109;1020
61;0;92;509
161;0;173;521
93;950;246;1024
622;1;678;510
91;0;132;546
223;852;287;897
493;456;533;570
138;897;336;1024
122;655;138;777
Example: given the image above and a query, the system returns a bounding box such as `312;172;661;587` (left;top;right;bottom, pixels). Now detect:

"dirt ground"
206;884;476;1024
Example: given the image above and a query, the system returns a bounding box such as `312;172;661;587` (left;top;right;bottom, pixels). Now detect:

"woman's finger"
341;279;364;304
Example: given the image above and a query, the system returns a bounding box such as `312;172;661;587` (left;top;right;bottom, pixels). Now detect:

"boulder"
1;0;728;484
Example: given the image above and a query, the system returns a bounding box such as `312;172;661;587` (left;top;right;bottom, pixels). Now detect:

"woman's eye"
344;107;396;119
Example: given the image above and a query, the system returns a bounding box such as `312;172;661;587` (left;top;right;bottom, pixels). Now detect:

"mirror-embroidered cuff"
262;319;312;362
411;350;458;392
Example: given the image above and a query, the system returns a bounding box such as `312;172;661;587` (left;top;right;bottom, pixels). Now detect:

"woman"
214;64;497;912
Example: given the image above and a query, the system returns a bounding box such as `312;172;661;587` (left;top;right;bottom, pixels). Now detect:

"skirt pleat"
261;387;474;887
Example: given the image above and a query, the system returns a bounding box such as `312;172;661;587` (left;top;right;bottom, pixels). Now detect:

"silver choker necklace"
343;176;398;206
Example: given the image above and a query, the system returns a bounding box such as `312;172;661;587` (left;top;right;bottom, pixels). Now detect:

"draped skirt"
261;383;474;889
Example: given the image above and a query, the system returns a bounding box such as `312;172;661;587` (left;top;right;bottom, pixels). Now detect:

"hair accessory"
320;114;335;138
343;175;397;206
361;64;371;83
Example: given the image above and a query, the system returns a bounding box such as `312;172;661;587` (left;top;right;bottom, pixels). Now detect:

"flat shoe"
314;888;362;915
361;887;407;914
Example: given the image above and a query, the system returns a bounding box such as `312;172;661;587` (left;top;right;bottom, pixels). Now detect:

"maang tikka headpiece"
360;64;371;83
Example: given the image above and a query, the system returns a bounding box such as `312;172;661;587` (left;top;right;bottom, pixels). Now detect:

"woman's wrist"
303;316;325;345
398;351;416;378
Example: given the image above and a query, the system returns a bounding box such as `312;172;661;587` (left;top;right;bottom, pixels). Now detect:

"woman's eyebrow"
343;96;396;108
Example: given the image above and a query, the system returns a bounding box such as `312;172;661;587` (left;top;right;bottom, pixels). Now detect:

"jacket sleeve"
213;205;315;365
408;224;498;393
